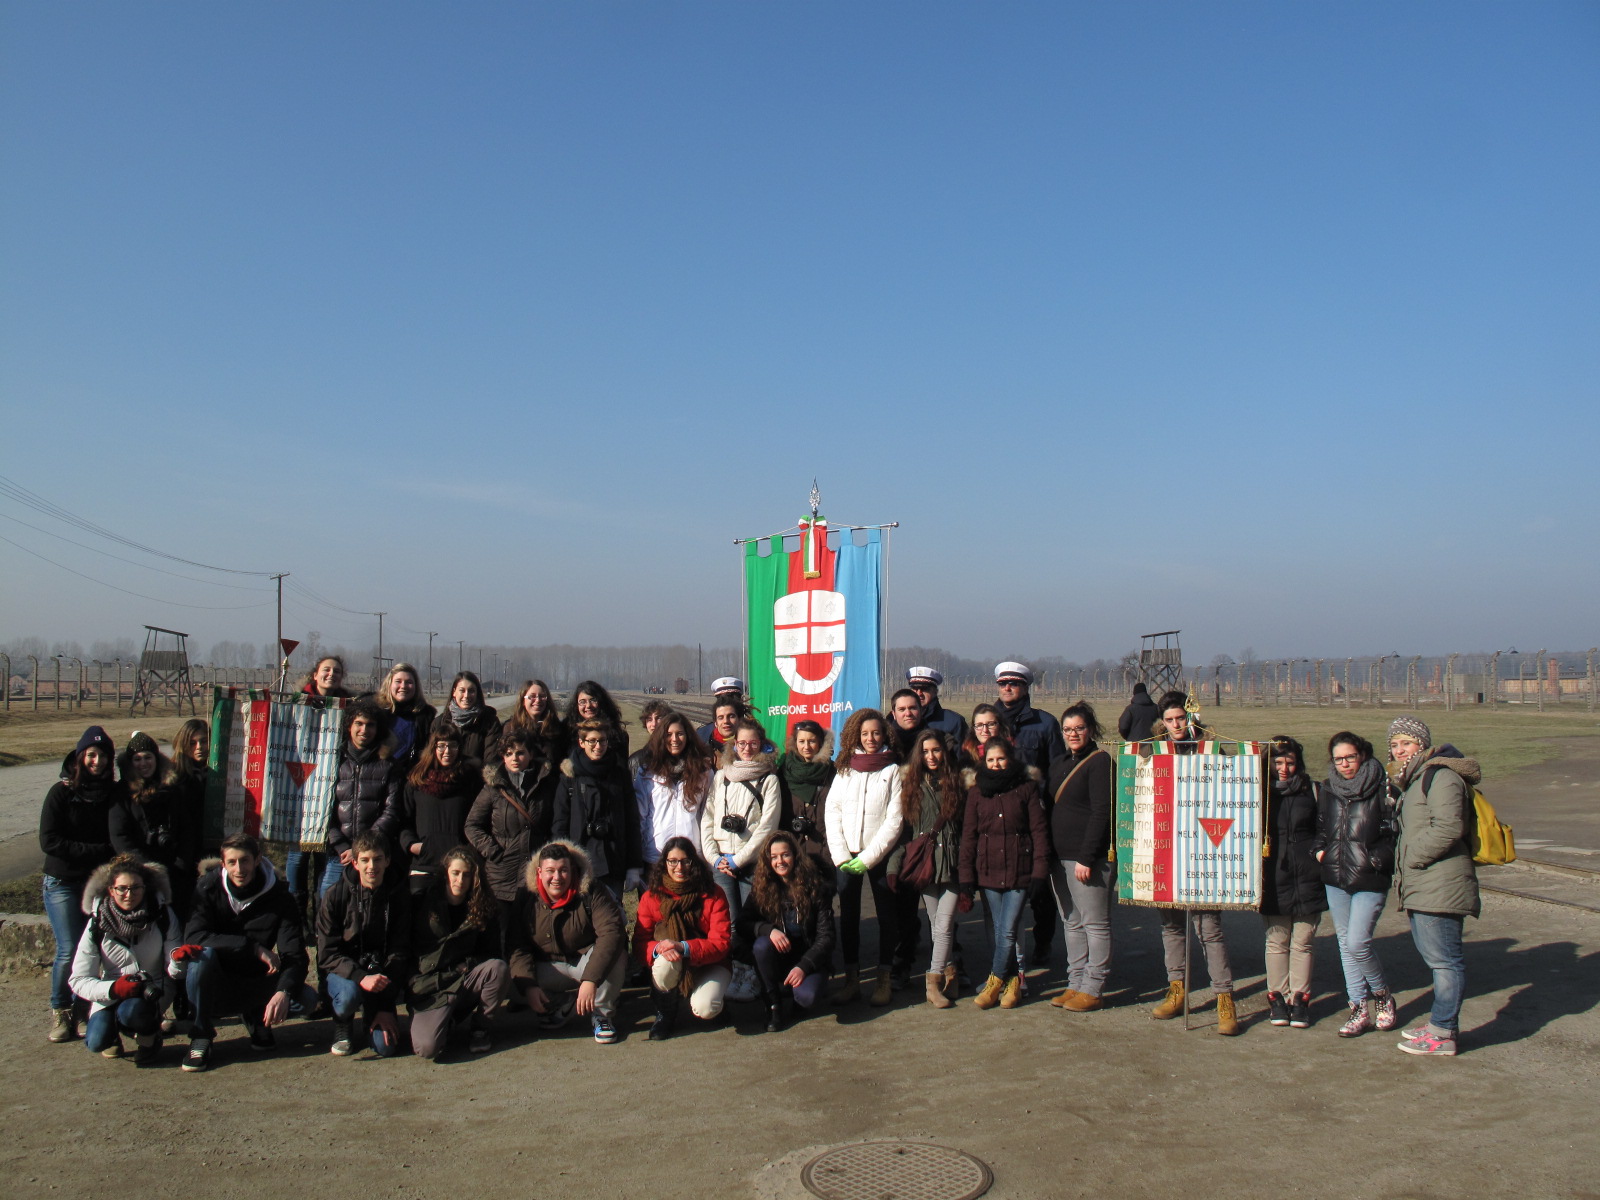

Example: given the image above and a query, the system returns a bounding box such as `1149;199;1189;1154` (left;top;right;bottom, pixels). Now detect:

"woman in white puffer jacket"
634;712;715;866
824;708;904;1008
701;719;782;933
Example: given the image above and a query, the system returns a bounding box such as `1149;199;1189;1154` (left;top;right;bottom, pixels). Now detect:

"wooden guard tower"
130;625;196;714
1138;629;1184;697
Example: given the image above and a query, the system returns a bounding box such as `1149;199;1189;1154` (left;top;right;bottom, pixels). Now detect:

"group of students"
38;656;1481;1066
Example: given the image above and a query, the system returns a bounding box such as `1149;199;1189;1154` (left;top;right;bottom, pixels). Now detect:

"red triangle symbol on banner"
284;761;316;787
280;638;301;657
1198;817;1234;848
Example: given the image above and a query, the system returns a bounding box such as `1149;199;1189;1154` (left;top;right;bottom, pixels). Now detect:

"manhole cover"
801;1141;993;1200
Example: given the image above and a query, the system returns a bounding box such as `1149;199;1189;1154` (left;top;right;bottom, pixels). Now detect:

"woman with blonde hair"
374;662;437;772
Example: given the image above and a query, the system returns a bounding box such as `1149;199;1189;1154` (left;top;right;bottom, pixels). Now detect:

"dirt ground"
2;886;1595;1199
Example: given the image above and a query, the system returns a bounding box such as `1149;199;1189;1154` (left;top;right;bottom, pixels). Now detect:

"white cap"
994;661;1033;684
907;666;944;687
711;677;745;694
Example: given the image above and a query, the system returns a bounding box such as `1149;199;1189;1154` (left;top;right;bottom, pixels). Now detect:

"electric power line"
0;532;276;611
0;511;275;592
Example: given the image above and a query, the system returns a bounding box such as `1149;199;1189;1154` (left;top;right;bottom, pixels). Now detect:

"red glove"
170;944;205;963
109;975;146;1000
956;893;974;914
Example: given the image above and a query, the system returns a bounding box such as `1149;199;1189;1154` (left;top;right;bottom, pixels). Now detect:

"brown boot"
1215;992;1240;1036
830;965;859;1006
941;963;960;1001
47;1007;77;1044
1050;989;1080;1009
1063;992;1103;1012
999;976;1022;1009
925;972;953;1009
1151;980;1185;1020
974;974;1004;1009
869;968;893;1007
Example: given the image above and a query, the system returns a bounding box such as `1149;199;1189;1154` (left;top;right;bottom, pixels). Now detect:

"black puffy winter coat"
1260;774;1327;917
326;745;404;859
185;859;309;994
1314;759;1395;894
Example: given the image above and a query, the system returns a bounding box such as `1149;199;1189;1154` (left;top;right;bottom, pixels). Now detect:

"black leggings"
834;863;899;969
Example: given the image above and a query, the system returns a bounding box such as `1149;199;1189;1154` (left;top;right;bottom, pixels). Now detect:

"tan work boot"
47;1007;77;1044
830;965;859;1005
998;975;1023;1009
1050;989;1080;1009
974;974;1004;1009
925;972;953;1009
1215;991;1240;1036
941;963;960;1001
1063;992;1103;1012
869;968;893;1007
1151;980;1186;1020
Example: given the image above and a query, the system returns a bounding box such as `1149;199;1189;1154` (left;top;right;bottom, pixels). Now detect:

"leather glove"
840;857;867;876
109;975;146;1000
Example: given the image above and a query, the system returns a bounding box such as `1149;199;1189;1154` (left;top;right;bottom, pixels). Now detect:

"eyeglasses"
579;738;605;748
664;858;692;868
1332;754;1360;765
109;885;144;895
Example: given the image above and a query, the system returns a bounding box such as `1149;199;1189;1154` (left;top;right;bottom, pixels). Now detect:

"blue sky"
2;2;1596;664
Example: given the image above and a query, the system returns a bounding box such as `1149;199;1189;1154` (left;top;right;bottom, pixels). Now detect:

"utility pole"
272;573;288;690
375;612;386;684
457;640;464;674
427;632;438;692
698;643;703;695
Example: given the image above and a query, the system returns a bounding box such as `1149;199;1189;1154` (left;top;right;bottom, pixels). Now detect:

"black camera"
720;812;748;835
585;815;613;841
791;815;816;838
357;952;384;974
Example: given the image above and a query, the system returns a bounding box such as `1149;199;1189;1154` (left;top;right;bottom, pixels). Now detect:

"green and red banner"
1113;741;1266;909
744;517;883;743
205;687;346;849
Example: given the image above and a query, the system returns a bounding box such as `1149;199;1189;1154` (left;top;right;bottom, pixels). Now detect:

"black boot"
648;990;679;1041
765;990;789;1033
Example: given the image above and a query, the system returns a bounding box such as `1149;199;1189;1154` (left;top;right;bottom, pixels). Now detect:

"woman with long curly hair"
631;835;731;1039
888;728;966;1008
742;831;836;1031
564;680;628;766
634;712;714;867
824;708;903;1007
406;846;508;1059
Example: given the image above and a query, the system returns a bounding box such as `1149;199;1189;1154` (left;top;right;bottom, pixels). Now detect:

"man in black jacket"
1117;682;1162;742
316;831;410;1057
181;833;317;1072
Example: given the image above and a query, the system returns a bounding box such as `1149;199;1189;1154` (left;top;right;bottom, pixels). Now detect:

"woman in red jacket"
631;835;731;1040
958;739;1049;1010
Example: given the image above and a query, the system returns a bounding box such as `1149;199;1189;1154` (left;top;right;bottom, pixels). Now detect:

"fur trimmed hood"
719;745;778;772
522;838;595;897
82;857;172;914
483;758;552;791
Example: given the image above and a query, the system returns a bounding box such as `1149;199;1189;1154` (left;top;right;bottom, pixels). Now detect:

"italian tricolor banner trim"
744;521;883;744
205;687;346;850
1113;741;1266;910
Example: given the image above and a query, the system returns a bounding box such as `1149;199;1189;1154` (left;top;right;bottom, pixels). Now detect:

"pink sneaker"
1398;1024;1431;1042
1397;1030;1456;1056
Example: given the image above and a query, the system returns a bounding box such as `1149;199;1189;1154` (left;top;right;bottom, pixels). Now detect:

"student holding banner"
1150;693;1240;1036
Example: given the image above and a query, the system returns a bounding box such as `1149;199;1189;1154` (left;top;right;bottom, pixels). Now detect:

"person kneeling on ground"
181;834;317;1072
70;854;183;1065
316;832;410;1057
407;847;509;1060
632;835;732;1040
509;840;627;1044
740;831;835;1032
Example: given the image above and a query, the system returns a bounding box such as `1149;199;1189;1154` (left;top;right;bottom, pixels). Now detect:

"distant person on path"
824;709;904;1007
1387;716;1480;1057
1149;693;1239;1035
444;671;502;771
1315;731;1398;1038
1260;736;1326;1029
181;833;317;1072
39;724;122;1043
907;666;968;751
1044;702;1115;1013
1117;682;1161;742
992;662;1063;975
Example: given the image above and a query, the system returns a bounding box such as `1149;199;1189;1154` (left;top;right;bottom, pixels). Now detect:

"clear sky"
2;2;1596;665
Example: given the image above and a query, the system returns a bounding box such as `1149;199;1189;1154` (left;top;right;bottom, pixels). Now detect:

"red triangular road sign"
1198;817;1234;848
284;761;316;787
280;638;300;658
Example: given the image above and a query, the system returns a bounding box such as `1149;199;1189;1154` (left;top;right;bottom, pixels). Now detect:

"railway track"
1480;854;1600;913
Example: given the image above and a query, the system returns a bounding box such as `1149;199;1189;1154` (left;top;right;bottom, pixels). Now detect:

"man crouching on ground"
510;840;626;1044
316;831;409;1057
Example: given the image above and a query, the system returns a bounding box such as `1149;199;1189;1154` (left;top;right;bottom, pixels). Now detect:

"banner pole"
1183;930;1192;1030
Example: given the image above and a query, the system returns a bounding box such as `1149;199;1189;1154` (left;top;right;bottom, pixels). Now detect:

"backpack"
1423;769;1515;865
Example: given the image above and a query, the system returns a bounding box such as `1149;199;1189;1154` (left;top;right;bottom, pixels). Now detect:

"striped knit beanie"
1387;715;1432;749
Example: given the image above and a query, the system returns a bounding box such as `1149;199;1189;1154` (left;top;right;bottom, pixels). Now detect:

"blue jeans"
42;874;88;1010
186;947;316;1040
325;972;401;1055
712;868;751;945
83;998;160;1052
317;856;346;897
1325;885;1389;1004
1407;911;1466;1034
982;887;1028;978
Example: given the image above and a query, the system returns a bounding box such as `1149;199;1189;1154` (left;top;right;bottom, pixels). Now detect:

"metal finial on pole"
809;479;820;519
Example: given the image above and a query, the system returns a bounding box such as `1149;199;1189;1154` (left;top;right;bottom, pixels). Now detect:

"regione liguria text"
1114;741;1267;910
